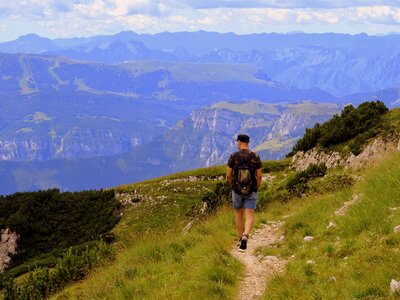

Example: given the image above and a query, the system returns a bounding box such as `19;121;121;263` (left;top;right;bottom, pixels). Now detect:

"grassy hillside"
1;107;399;299
1;152;399;299
42;149;400;299
49;165;243;299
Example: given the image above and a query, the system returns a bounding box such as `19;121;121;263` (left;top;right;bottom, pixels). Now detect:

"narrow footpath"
231;221;287;299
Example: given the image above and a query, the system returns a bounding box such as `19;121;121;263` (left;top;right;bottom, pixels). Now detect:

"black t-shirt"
227;149;262;192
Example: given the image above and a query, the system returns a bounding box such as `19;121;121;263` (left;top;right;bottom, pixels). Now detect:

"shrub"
308;173;354;194
285;164;327;196
2;241;114;300
201;182;231;213
288;101;388;156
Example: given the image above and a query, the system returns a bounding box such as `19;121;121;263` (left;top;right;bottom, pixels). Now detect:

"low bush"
285;164;327;196
2;241;114;300
201;182;231;213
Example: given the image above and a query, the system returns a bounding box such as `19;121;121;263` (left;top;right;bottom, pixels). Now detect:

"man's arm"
226;166;234;187
256;168;262;191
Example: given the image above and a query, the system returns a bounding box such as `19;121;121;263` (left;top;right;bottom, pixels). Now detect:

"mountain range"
0;52;334;161
0;31;400;194
2;31;400;96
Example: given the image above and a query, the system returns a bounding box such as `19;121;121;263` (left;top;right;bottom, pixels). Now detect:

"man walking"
226;134;262;250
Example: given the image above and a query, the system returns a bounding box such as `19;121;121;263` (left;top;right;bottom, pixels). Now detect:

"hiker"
226;134;262;250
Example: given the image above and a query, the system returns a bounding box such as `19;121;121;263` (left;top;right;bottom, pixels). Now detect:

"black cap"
236;134;250;143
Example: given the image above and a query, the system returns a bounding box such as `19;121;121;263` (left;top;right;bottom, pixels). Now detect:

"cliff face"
167;101;338;168
0;129;143;161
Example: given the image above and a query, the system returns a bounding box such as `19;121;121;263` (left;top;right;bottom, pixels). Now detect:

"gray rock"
329;276;337;283
390;279;400;295
327;221;337;229
304;236;314;242
0;229;19;273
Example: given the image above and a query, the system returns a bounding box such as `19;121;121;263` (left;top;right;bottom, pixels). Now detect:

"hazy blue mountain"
0;100;339;195
111;31;400;57
0;53;186;161
52;31;141;50
6;31;400;57
2;31;399;96
0;53;334;162
48;39;178;64
0;35;398;194
0;34;59;54
340;88;400;108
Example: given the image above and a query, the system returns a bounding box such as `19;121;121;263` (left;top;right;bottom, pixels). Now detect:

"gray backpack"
233;155;253;195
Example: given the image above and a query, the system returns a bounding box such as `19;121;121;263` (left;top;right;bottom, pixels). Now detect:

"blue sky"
1;1;400;41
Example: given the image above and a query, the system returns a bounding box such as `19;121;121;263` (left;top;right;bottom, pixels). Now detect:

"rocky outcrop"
343;137;400;169
269;111;313;138
291;149;342;171
172;102;338;168
0;228;19;273
291;136;400;171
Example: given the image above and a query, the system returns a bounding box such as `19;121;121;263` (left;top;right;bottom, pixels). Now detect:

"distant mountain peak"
0;33;58;54
113;31;138;40
17;33;43;41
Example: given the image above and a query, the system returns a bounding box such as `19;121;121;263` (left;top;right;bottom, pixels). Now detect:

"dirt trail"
231;221;286;300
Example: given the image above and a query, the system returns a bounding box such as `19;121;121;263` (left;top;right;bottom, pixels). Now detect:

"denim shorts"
232;191;258;210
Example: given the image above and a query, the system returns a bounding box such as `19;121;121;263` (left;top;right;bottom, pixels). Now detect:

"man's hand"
226;167;233;187
256;168;262;191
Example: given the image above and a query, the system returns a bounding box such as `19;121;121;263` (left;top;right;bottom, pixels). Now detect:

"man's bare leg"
243;208;255;236
235;208;244;238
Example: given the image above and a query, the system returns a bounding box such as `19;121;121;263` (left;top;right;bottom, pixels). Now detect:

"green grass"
4;147;400;299
212;101;281;115
255;138;299;152
260;153;400;299
382;108;400;127
52;208;241;299
286;101;339;115
50;172;242;300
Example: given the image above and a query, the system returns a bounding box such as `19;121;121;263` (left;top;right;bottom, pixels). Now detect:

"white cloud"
296;10;339;24
2;1;400;39
352;5;400;24
177;0;400;9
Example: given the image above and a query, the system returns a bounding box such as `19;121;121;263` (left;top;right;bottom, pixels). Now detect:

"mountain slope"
3;31;400;96
55;107;400;299
262;152;400;299
0;53;334;163
0;34;58;54
1;107;400;299
49;142;400;299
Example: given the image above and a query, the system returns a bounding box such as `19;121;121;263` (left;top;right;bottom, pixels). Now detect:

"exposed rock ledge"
0;228;19;273
292;136;400;171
